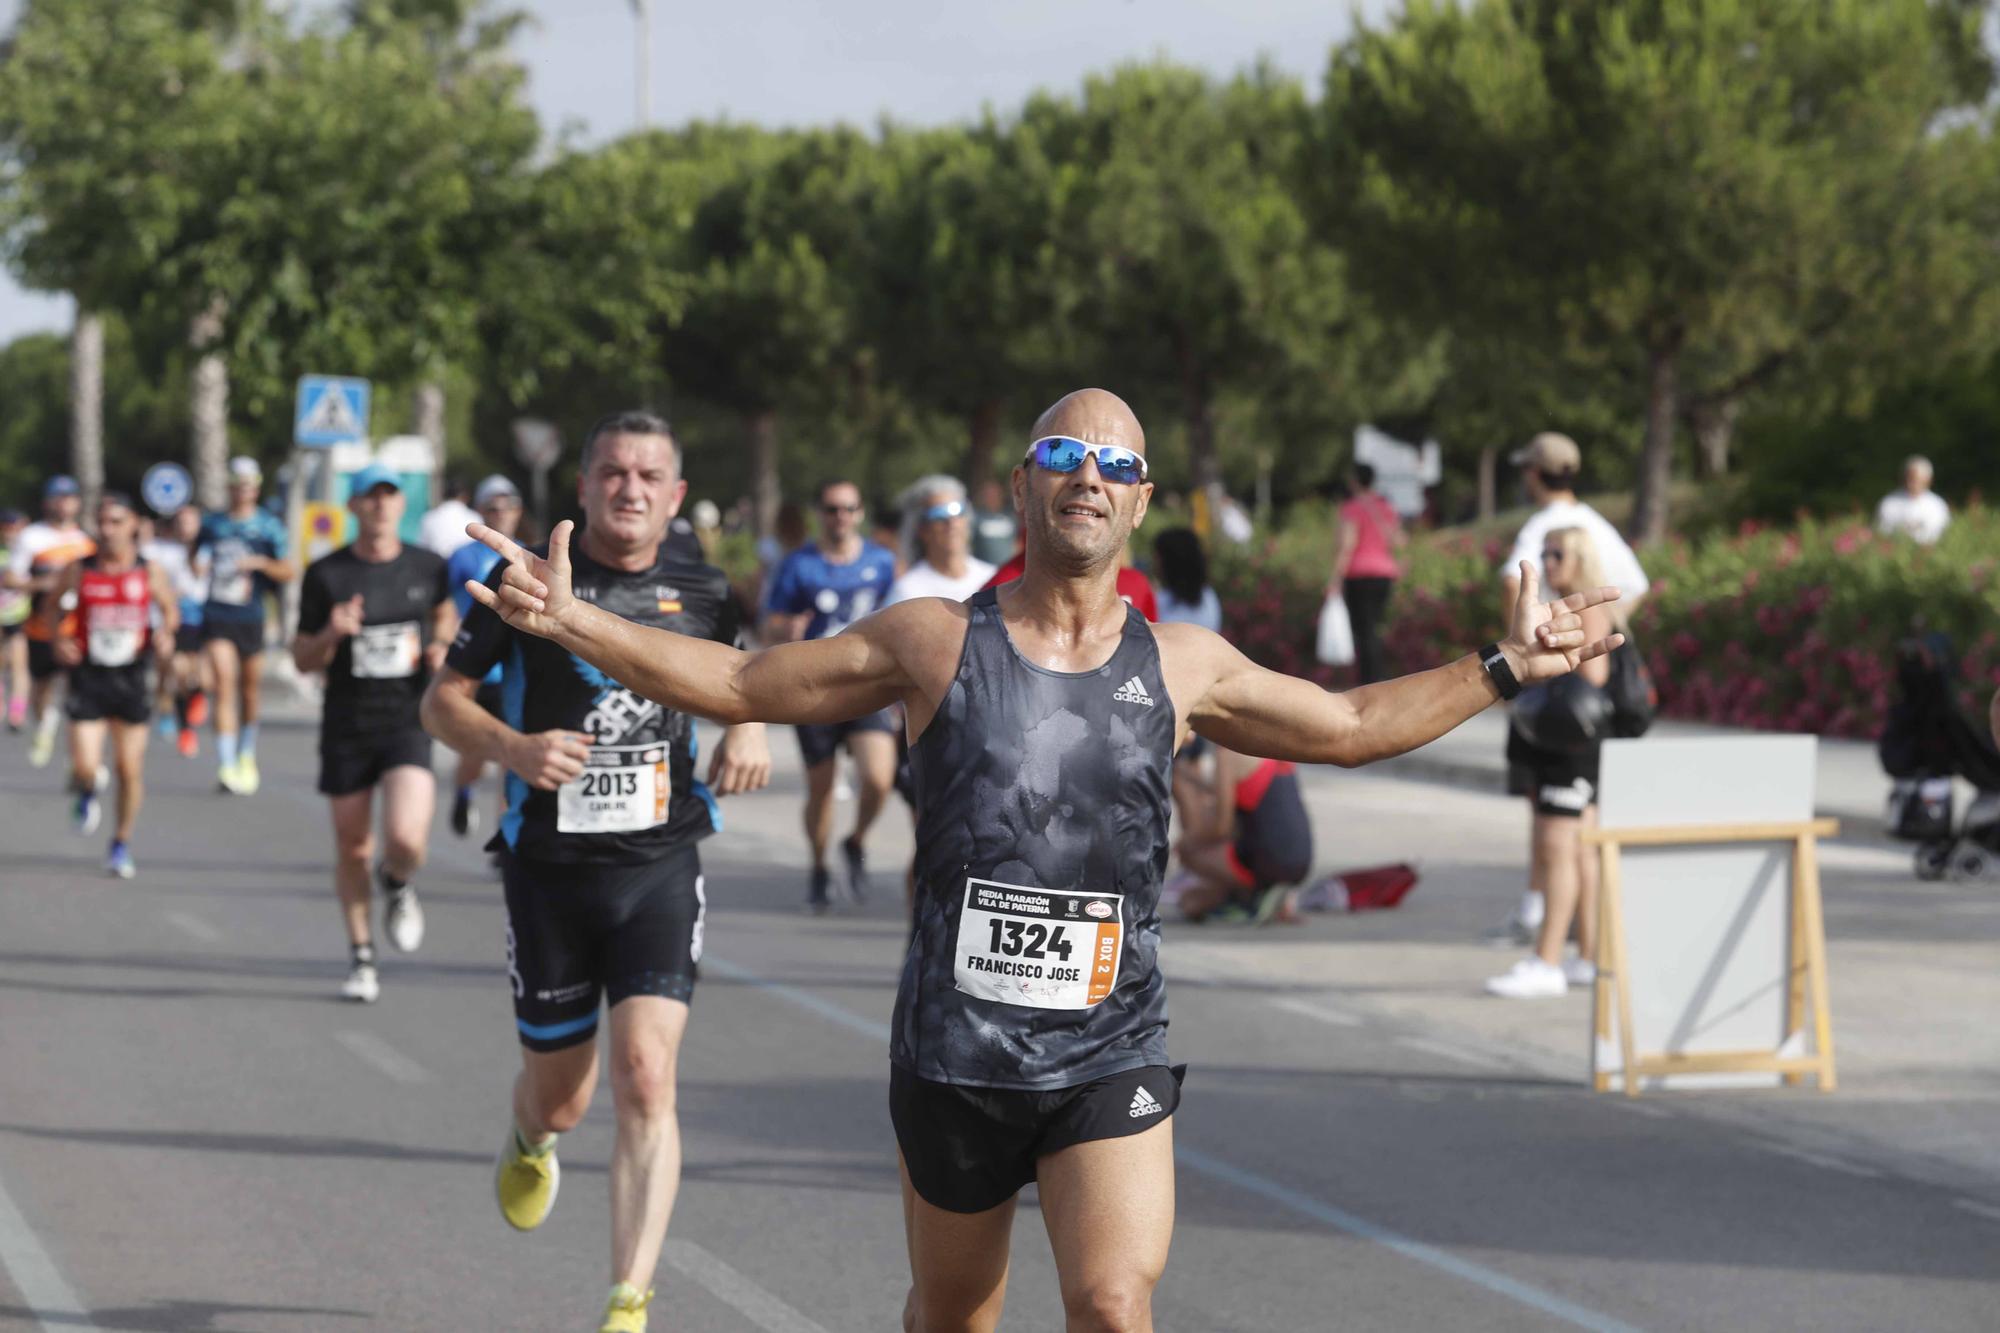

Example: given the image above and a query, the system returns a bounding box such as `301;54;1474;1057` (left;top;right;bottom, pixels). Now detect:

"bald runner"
463;387;1625;1333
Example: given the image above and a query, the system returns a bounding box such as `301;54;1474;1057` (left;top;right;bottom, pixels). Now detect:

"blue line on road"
708;951;1649;1333
703;954;893;1044
1174;1146;1646;1333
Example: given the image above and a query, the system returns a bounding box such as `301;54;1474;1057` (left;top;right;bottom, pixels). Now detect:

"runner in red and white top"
44;492;177;878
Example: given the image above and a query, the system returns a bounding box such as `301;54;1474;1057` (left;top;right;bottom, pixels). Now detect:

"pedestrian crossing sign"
294;375;372;448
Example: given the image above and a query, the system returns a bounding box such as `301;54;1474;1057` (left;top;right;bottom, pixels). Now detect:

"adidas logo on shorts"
1128;1086;1164;1119
1112;676;1154;707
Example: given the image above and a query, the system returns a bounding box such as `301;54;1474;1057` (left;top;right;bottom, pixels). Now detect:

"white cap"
228;455;263;484
691;498;721;530
473;474;521;507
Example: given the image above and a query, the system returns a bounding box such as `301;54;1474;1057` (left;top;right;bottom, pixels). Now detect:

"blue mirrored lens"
1040;438;1088;471
923;501;966;522
1028;437;1147;484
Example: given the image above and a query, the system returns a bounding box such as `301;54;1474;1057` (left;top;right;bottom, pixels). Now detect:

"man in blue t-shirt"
761;478;899;912
195;456;294;795
444;474;525;840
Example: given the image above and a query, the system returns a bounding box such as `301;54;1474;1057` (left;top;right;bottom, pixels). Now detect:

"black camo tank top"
892;586;1176;1089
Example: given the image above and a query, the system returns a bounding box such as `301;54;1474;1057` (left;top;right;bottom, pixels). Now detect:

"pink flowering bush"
1210;504;2000;739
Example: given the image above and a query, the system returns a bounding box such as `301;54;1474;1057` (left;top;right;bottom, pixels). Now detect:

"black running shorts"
502;843;705;1053
174;623;206;656
318;727;433;796
66;664;151;725
201;617;266;659
794;708;898;769
890;1062;1185;1214
474;680;505;718
27;638;62;681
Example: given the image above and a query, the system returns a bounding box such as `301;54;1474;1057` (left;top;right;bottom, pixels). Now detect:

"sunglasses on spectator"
1542;549;1568;564
821;502;862;515
1023;436;1149;485
922;500;967;523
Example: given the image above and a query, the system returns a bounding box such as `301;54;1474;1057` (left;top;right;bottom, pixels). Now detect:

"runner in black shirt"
460;388;1623;1333
421;411;770;1333
293;464;455;1004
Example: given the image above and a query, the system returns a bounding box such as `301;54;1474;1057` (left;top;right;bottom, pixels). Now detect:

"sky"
0;0;1392;342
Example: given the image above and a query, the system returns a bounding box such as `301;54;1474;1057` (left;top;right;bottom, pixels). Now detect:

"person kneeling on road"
1171;745;1313;925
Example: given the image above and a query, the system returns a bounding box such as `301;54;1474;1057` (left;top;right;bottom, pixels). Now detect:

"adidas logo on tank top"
1128;1086;1164;1118
1112;676;1154;707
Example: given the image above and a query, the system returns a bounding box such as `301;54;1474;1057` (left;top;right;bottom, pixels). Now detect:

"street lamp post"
631;0;652;129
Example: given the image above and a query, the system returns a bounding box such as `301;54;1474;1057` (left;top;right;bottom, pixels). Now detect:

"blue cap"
44;475;80;499
348;463;402;499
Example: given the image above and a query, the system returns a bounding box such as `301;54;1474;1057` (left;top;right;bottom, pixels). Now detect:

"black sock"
174;692;190;728
377;865;407;893
351;942;376;967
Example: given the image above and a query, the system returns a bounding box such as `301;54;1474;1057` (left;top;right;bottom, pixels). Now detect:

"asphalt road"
1;717;1995;1332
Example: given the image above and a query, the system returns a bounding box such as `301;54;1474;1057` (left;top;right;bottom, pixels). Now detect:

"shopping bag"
1315;592;1355;667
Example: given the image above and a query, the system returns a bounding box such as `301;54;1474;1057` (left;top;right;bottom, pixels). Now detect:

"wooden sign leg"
1593;842;1615;1093
1785;840;1809;1088
1794;833;1837;1092
1601;845;1640;1097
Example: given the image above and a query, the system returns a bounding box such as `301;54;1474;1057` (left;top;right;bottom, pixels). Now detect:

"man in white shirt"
1499;432;1649;611
419;477;480;558
885;476;996;606
1875;456;1951;545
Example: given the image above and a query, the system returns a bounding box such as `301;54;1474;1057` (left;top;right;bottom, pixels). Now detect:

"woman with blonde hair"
1488;525;1626;998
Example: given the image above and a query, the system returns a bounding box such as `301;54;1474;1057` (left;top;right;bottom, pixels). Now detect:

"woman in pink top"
1330;464;1405;683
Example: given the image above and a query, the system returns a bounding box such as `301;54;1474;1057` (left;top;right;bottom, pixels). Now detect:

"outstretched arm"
1180;560;1623;768
463;520;918;726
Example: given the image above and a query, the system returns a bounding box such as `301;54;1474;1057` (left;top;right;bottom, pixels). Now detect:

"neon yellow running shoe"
494;1126;559;1231
235;751;261;794
600;1283;652;1333
27;722;54;769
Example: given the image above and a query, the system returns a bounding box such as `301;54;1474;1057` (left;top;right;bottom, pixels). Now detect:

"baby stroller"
1879;632;2000;882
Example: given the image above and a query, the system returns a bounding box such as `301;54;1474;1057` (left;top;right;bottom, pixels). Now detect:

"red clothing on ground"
982;554;1158;622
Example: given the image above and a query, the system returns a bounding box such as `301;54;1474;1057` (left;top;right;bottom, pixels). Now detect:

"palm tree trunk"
415;378;447;503
189;301;230;510
69;309;104;514
964;397;1004;487
1630;340;1680;548
1691;397;1738;478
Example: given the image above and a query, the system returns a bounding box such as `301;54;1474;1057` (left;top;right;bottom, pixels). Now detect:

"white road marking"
0;1168;100;1332
162;910;220;943
1271;997;1364;1028
661;1239;833;1333
1395;1034;1497;1067
1953;1198;2000;1224
706;953;1645;1333
1759;1143;1882;1178
333;1030;429;1084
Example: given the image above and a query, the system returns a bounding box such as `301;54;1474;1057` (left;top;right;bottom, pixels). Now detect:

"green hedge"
1211;504;2000;738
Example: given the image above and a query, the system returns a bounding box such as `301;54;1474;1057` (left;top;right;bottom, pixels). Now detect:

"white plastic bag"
1315;592;1355;667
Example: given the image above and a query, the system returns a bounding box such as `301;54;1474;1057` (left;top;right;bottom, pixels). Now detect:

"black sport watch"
1479;643;1522;701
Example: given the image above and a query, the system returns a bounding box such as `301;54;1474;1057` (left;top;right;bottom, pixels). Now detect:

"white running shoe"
340;962;381;1003
1485;955;1568;999
1563;956;1598;987
384;887;426;953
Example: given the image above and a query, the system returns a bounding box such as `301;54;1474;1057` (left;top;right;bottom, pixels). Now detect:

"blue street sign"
141;462;193;516
294;375;372;448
